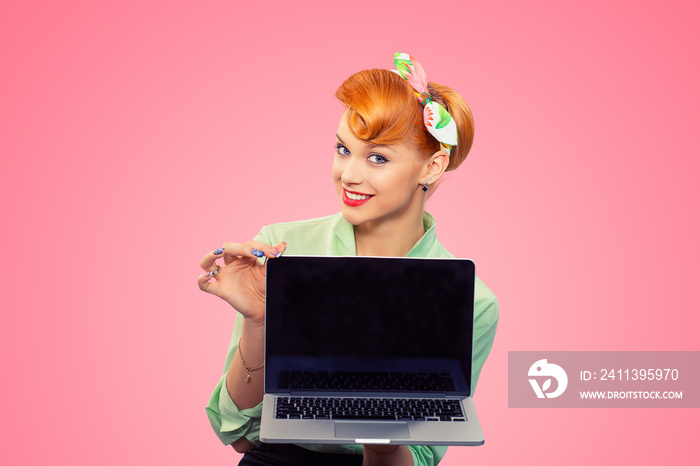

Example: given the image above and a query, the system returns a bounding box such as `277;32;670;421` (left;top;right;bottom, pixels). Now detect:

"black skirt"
239;443;363;466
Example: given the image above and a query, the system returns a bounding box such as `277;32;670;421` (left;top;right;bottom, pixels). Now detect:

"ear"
421;150;450;185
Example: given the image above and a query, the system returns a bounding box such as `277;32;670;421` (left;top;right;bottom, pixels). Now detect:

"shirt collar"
331;211;439;257
406;211;438;257
330;212;356;255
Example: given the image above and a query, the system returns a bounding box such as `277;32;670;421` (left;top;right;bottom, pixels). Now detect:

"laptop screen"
265;256;475;396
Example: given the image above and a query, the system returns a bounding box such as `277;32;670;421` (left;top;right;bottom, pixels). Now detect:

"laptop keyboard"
275;396;466;422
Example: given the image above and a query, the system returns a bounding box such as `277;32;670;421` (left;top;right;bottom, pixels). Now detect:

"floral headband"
392;52;458;155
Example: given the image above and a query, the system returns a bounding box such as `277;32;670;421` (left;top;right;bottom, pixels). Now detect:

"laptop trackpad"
335;422;410;440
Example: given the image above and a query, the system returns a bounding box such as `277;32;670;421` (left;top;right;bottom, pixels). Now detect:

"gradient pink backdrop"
2;1;698;464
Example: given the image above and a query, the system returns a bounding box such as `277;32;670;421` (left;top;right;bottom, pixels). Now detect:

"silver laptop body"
259;256;484;446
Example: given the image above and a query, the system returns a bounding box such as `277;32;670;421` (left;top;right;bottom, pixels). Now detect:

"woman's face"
332;109;426;227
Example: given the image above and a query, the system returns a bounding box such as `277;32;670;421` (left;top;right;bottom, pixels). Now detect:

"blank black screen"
265;256;475;395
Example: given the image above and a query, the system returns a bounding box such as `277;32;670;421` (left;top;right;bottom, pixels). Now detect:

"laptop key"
332;413;396;420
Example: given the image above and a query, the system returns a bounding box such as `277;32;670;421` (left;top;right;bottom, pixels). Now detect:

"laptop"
259;256;484;446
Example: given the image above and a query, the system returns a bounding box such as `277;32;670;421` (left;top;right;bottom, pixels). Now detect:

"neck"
354;208;426;257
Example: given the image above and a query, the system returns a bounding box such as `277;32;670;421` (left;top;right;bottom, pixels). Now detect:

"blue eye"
335;143;350;156
368;154;389;164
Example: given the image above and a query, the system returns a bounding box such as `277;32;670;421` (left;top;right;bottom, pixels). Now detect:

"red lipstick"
342;188;374;207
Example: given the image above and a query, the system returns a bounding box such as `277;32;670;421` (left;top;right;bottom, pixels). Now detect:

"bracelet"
237;337;264;383
365;445;401;455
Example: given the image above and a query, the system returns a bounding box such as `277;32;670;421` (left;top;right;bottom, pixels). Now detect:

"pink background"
2;1;698;464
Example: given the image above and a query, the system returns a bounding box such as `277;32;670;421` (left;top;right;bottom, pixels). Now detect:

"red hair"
335;69;474;171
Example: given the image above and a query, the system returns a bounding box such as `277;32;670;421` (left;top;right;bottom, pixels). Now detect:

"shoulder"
429;242;455;259
474;276;499;329
256;213;340;238
254;213;345;254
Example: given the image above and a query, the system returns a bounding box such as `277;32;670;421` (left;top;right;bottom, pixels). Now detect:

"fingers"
215;242;260;266
199;242;266;272
244;240;288;259
197;240;288;294
197;270;220;293
275;241;288;256
200;247;228;273
199;241;287;271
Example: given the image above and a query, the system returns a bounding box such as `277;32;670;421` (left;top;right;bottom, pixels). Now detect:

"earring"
422;180;428;192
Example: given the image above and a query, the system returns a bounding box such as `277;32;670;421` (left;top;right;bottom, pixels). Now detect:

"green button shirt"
206;212;499;465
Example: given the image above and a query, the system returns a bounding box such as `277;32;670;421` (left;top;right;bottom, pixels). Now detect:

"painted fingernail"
206;271;213;277
251;248;264;258
214;248;224;255
269;248;281;258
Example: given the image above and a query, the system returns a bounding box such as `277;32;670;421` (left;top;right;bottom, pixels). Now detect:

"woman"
198;53;499;466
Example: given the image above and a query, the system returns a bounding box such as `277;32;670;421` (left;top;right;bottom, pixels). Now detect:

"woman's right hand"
197;240;287;324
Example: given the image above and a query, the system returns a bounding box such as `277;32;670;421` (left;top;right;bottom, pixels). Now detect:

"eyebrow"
335;134;396;152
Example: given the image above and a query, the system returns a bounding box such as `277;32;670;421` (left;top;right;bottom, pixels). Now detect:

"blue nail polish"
251;248;264;258
207;271;213;277
214;248;224;255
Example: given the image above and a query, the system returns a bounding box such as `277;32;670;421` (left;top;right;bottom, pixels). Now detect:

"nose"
339;155;363;186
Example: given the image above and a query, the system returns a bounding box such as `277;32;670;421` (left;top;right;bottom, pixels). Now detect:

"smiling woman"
199;53;499;466
330;66;474;258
